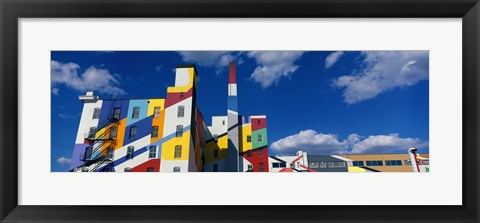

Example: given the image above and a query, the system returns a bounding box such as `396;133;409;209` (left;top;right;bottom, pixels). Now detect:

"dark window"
213;149;218;158
113;107;121;119
180;92;184;98
385;160;402;166
366;160;383;166
92;107;101;119
105;147;114;160
247;151;252;157
353;161;364;167
151;126;159;138
258;149;263;157
176;125;183;137
247;135;251;142
213;164;218;172
257;119;261;125
147;167;154;172
309;162;319;168
279;163;286;168
129;126;137;138
110;127;117;139
177;106;185;117
84;147;93;160
173;166;181;172
247;164;253;171
124;167;131;172
154;106;161;118
174;145;182;158
404;160;412;165
259;163;265;172
272;163;279;168
88;127;96;139
132;107;140;119
222;120;225;125
126;146;134;159
258;134;263;143
149;146;157;158
213;134;218;142
319;162;327;168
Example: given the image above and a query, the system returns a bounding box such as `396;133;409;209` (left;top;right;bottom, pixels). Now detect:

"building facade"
69;63;270;172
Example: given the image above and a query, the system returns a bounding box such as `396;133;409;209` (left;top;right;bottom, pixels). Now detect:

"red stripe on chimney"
229;62;236;84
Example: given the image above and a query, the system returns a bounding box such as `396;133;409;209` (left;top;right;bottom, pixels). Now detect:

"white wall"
75;99;102;143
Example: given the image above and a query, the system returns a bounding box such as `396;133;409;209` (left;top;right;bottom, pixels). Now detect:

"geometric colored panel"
252;128;268;149
123;116;153;146
251;117;266;131
98;99;129;126
126;99;149;126
131;158;160;172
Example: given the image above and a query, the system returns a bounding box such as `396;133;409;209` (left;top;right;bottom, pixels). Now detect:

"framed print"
1;0;479;222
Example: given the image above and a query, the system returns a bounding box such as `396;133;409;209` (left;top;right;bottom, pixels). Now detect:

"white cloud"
51;60;126;96
51;87;60;96
58;113;75;119
271;130;427;155
56;156;72;165
325;51;344;68
333;51;429;104
247;51;304;88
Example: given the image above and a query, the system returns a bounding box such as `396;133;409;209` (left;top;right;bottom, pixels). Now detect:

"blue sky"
51;51;429;172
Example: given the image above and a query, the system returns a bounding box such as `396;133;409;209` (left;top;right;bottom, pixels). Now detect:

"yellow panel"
240;124;252;153
167;68;195;93
95;118;126;151
204;135;228;164
147;99;165;117
161;130;191;160
348;166;366;172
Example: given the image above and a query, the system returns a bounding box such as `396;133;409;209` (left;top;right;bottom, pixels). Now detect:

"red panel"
131;159;160;172
242;147;270;172
251;117;267;131
291;154;303;163
229;62;236;84
164;87;193;109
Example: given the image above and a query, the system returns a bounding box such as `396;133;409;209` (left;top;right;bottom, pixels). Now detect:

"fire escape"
75;103;121;172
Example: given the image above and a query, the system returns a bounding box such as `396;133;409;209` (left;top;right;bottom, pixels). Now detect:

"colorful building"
69;63;270;172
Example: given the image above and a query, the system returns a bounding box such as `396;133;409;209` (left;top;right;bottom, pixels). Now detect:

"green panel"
252;128;268;149
425;167;429;172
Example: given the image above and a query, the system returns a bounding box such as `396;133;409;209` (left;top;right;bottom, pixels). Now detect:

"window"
174;145;182;158
385;160;402;166
247;151;252;157
309;162;319;168
258;134;263;143
154;106;161;118
258;149;263;157
257;119;261;125
366;160;383;166
126;146;134;159
319;162;327;168
149;146;157;159
213;134;218;142
247;164;253;171
213;164;218;172
105;147;114;160
259;163;265;172
84;147;93;161
247;135;252;142
82;167;89;172
132;107;140;119
273;163;287;168
352;161;364;167
222;120;225;125
177;106;185;117
147;167;154;172
213;149;218;158
92;107;101;119
173;166;181;172
151;126;159;138
176;125;183;137
404;160;412;165
88;127;96;139
180;92;184;98
129;126;137;138
113;107;121;119
328;162;346;168
110;127;117;139
423;160;430;165
124;167;131;172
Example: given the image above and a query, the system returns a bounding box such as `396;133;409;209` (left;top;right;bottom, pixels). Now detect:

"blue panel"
227;96;238;112
98;99;129;126
126;99;150;126
123;115;153;145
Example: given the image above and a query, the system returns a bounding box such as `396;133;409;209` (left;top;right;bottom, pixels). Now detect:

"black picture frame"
1;0;479;222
